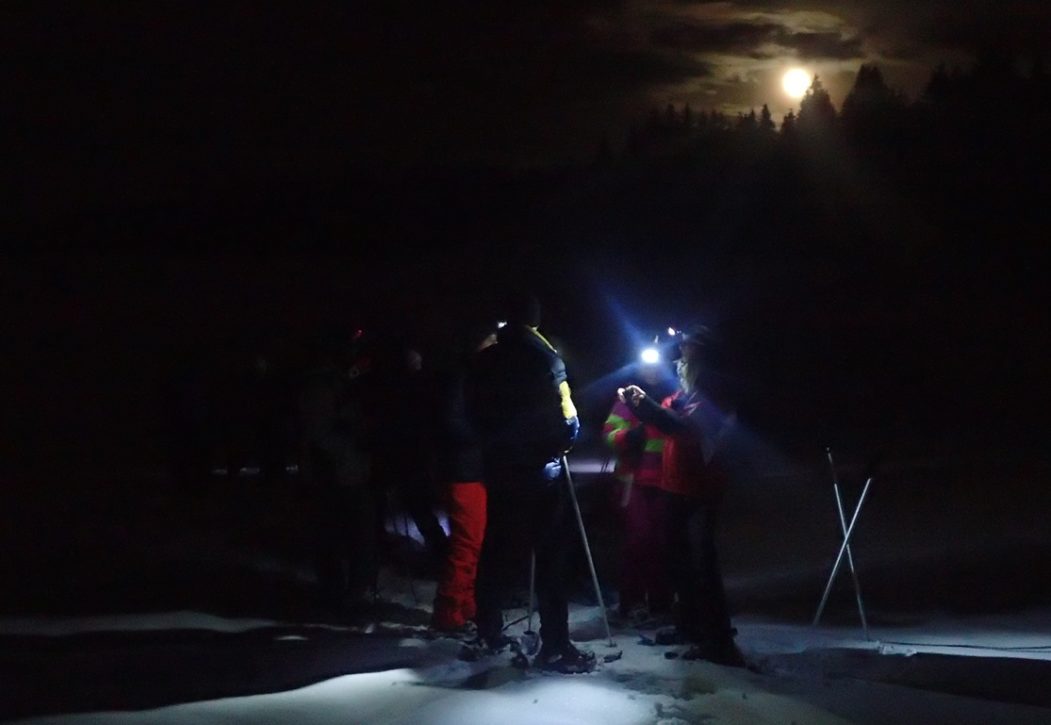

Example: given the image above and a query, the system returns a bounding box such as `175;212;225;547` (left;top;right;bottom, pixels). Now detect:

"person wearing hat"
463;291;595;673
620;324;744;667
430;320;499;633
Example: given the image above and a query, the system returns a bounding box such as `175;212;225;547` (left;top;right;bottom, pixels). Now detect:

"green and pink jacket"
602;398;664;488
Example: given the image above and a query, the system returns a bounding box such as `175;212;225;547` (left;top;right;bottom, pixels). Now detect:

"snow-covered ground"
4;449;1051;723
5;581;1051;725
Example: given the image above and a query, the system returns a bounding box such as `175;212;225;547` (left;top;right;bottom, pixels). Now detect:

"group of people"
295;292;594;672
603;325;744;667
298;295;744;673
296;325;448;615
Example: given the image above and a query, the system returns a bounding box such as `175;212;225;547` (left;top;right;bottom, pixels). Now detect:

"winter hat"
504;291;542;328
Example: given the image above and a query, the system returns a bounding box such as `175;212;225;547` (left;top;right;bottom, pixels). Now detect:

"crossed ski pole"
813;447;872;639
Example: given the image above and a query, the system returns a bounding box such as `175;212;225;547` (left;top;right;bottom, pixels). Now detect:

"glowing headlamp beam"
640;347;661;365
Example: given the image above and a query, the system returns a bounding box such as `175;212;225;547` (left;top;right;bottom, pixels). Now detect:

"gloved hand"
562;416;581;453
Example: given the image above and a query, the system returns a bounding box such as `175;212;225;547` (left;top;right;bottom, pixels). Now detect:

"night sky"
3;2;1050;469
5;1;1051;182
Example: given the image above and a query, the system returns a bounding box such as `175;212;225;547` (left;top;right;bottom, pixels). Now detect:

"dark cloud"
912;3;1051;56
676;0;1051;58
651;21;782;54
652;20;861;60
790;31;863;60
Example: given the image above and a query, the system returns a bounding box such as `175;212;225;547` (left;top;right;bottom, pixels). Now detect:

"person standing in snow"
430;320;498;633
620;324;744;667
297;329;378;615
602;358;675;626
465;292;595;673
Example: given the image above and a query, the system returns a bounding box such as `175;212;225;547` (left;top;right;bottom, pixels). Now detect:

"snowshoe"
431;620;478;641
457;633;513;662
518;629;540;656
654;626;686;645
535;642;597;674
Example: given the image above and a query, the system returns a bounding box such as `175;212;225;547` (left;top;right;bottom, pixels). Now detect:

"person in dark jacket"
297;331;377;614
465;293;594;674
365;338;449;565
430;321;499;632
620;324;744;667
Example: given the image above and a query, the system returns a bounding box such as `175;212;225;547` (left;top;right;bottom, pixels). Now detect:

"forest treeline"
622;53;1050;170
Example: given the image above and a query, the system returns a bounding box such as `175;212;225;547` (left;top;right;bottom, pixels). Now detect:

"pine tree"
736;109;758;132
797;75;836;132
841;64;906;139
759;104;776;134
664;103;678;129
923;63;953;103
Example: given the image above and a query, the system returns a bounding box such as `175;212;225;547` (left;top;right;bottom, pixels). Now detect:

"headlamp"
638;326;684;364
637;326;683;365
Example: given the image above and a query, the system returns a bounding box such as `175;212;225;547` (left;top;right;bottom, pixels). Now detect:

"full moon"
782;68;811;99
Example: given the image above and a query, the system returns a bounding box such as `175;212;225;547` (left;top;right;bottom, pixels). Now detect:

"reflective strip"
558;380;578;420
529;326;557;353
526;326;577;420
644;438;665;453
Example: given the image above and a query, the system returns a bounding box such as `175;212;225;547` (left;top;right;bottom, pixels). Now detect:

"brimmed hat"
680;323;713;347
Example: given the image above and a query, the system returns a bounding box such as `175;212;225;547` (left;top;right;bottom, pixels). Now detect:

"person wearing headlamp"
464;291;593;674
619;324;744;667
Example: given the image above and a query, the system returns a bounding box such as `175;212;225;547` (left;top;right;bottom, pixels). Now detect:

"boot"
535;641;597;674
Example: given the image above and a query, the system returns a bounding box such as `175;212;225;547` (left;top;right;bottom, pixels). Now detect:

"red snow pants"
432;481;487;629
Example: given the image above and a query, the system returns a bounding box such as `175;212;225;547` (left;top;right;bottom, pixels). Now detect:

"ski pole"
826;447;869;638
562;454;615;647
814;474;873;628
519;549;540;654
528;548;535;634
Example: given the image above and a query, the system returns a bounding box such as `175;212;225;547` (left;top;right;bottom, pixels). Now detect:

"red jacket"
637;390;727;501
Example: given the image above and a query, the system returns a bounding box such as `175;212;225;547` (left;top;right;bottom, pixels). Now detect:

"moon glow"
782;68;811;99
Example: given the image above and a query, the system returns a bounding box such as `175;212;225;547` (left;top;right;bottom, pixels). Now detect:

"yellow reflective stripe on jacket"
558;380;578;420
529;326;557;352
528;326;578;421
644;437;665;453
